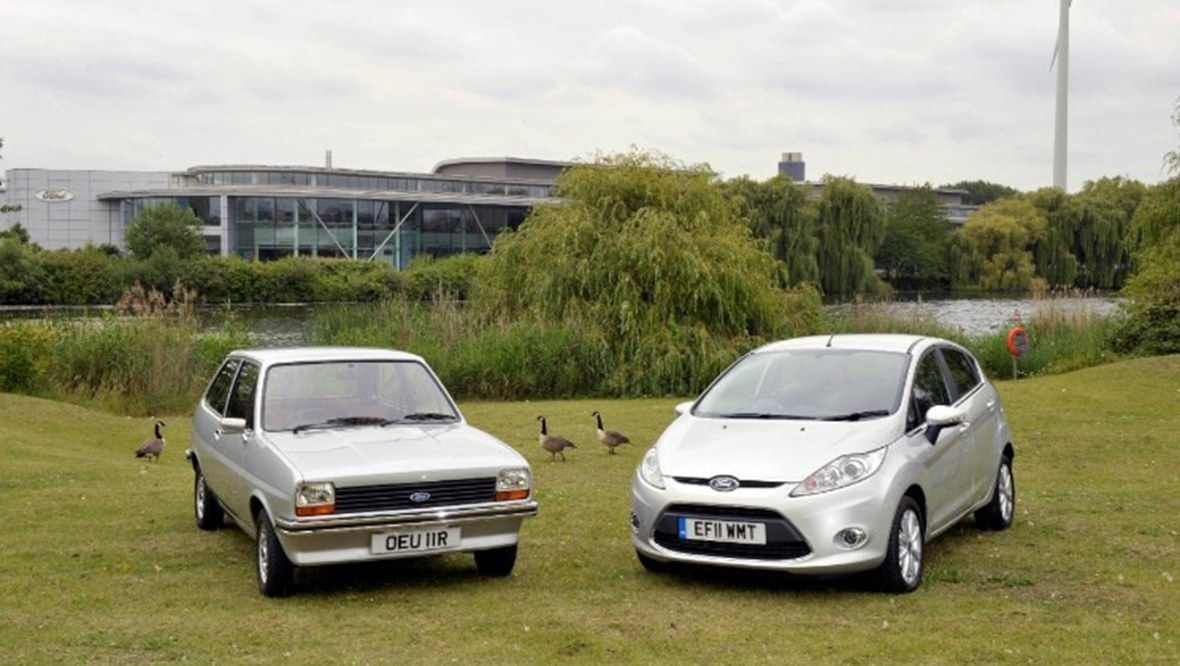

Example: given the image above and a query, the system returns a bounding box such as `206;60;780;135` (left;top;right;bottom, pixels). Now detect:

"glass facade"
118;165;550;267
227;197;528;266
192;169;553;199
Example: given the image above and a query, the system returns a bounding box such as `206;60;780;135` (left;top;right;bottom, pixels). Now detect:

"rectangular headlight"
495;468;531;501
295;481;336;516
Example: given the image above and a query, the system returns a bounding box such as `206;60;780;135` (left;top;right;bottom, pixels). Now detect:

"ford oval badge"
708;476;740;492
409;491;432;503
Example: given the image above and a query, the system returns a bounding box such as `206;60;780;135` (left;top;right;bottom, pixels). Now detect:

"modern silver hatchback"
630;334;1015;592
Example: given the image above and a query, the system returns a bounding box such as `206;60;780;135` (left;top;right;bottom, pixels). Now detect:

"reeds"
0;284;250;415
0;288;1129;416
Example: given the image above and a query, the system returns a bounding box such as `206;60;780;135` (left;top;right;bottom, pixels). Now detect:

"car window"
908;352;952;430
695;349;907;419
225;361;260;428
382;362;456;416
204;359;240;417
941;348;981;402
262;360;459;431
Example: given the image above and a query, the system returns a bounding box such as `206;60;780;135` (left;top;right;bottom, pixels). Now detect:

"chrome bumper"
275;500;538;535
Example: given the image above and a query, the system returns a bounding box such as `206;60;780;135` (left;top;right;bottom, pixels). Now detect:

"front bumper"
631;473;898;575
274;500;538;566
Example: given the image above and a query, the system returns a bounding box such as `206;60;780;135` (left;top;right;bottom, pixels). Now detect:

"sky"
1;0;1178;193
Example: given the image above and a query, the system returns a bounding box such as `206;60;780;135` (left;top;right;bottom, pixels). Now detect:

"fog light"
630;512;641;532
834;528;868;550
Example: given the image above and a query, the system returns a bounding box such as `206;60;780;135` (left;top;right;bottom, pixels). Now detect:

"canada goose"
537;415;576;462
591;410;631;454
135;420;166;462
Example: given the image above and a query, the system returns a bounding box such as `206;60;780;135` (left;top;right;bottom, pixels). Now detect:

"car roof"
228;346;426;366
754;334;936;355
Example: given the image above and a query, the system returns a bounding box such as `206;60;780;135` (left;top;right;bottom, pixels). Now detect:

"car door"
940;347;1000;504
214;360;262;517
908;350;973;534
192;359;240;512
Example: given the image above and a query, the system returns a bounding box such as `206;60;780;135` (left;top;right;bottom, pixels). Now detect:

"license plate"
371;527;460;555
678;517;766;545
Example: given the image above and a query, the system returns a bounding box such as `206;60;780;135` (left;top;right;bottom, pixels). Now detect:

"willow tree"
1115;178;1180;354
874;185;951;290
471;150;822;394
1027;188;1079;288
1072;177;1144;289
722;174;819;287
950;198;1047;291
1164;97;1180;177
813;176;887;296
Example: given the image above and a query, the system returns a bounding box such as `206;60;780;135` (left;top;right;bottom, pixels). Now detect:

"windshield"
262;360;460;432
693;349;908;421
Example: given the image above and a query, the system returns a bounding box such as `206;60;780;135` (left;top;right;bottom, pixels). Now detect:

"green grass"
2;358;1178;664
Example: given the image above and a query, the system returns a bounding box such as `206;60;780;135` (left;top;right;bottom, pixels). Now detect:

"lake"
1;294;1122;344
829;294;1121;336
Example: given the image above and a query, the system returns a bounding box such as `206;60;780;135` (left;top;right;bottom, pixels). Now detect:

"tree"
813;176;887;296
941;179;1021;206
1115;232;1180;354
0;138;21;215
0;236;47;304
950;198;1047;291
0;222;32;245
1026;188;1079;288
1071;177;1144;289
874;185;951;290
472;149;823;394
1165;97;1180;176
722;175;819;287
123;202;207;260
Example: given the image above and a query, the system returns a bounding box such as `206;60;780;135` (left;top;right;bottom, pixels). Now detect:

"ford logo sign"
409;491;432;503
708;476;740;492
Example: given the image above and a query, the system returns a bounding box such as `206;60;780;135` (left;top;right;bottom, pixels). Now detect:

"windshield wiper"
715;412;811;420
292;416;396;433
398;412;457;422
819;410;891;422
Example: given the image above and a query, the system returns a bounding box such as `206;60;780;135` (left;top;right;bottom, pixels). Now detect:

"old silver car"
630;334;1015;592
187;347;536;597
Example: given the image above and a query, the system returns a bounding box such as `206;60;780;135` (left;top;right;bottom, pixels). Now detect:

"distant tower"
1052;0;1070;191
778;152;806;182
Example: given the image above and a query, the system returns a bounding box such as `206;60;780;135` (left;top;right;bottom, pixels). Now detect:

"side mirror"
219;417;248;435
923;405;966;445
674;401;694;416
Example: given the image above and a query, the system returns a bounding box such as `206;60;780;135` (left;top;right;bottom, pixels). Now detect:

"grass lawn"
1;357;1177;664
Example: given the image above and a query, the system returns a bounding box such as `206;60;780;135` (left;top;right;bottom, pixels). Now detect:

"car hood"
264;423;525;482
654;415;902;482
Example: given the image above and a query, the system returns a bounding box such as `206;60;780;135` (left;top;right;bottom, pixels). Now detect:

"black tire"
636;550;670;573
194;468;224;530
256;512;295;597
975;454;1015;531
875;496;925;593
474;545;518;577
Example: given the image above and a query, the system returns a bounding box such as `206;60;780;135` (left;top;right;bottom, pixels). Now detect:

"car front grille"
672;477;783;489
652;503;812;561
335;478;497;514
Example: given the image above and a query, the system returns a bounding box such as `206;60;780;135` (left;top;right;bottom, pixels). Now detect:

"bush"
0;321;60;392
403;254;480;301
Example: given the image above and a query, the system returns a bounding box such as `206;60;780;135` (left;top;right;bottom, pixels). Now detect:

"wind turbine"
1051;0;1071;191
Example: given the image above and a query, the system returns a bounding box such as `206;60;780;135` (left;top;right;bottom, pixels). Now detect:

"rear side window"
941;348;981;401
204;360;240;417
